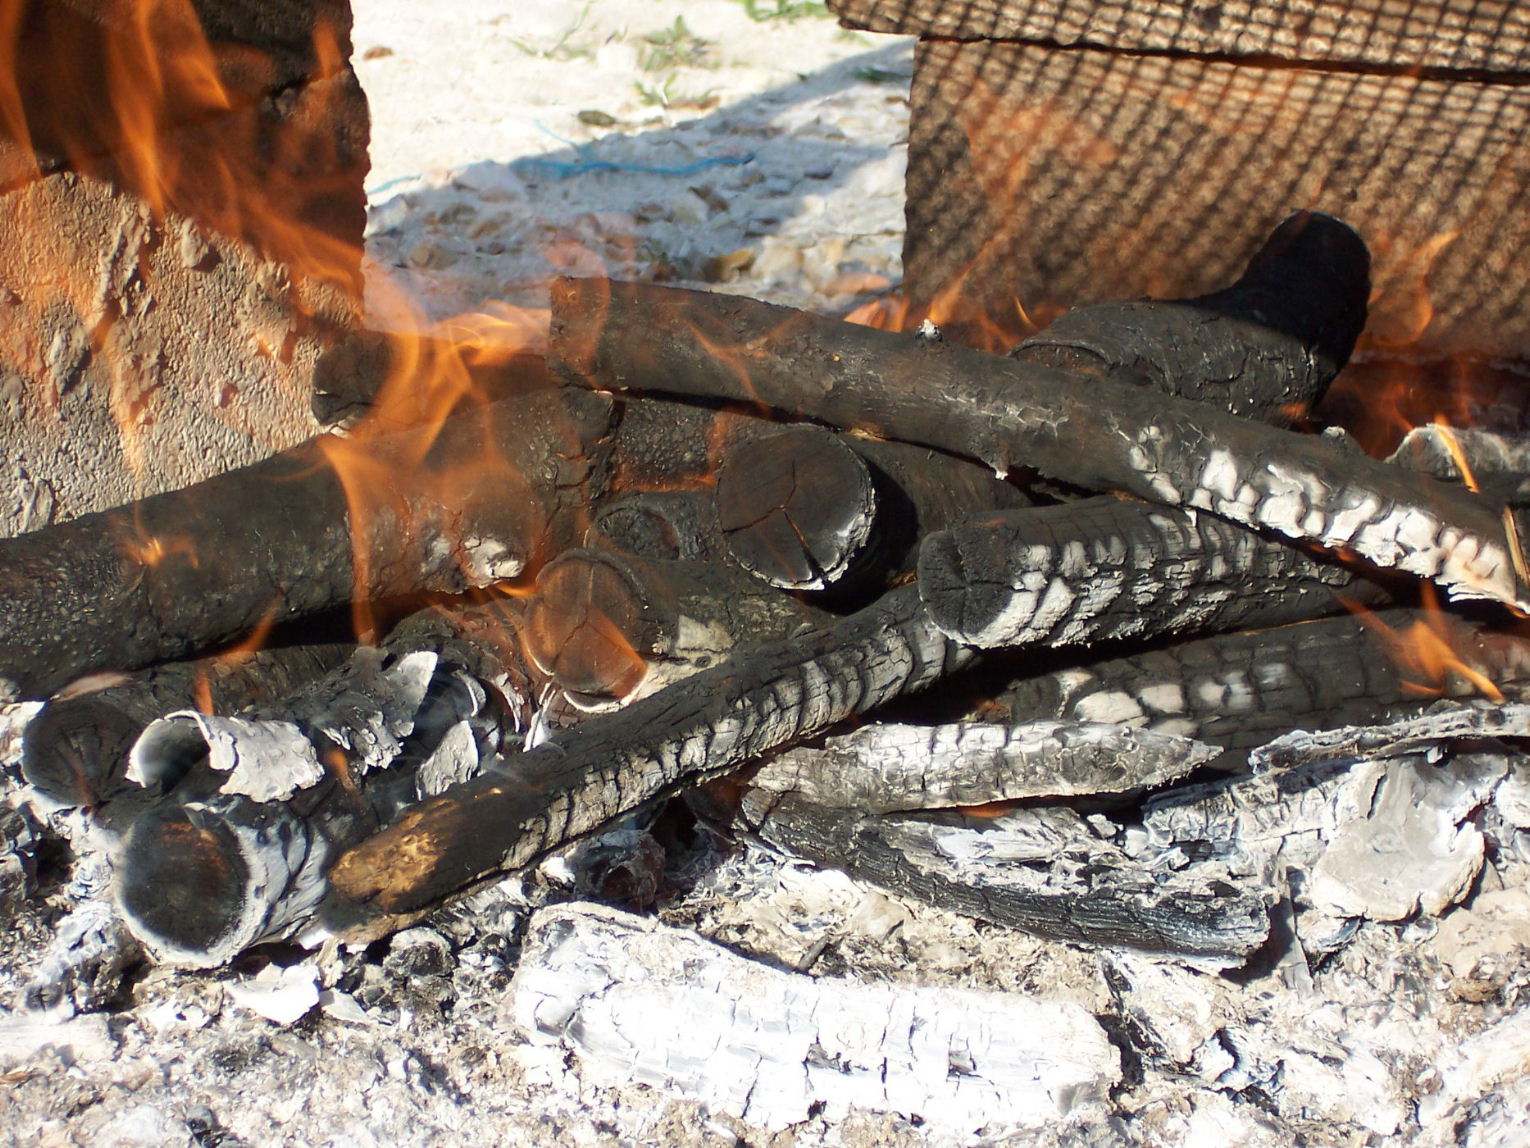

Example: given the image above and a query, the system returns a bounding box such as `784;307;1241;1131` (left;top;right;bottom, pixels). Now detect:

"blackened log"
0;390;615;701
319;584;974;938
522;548;830;706
917;495;1379;648
716;423;878;590
549;278;1529;611
21;641;353;810
113;597;541;967
742;794;1271;961
999;610;1530;760
589;490;720;562
1011;212;1368;424
750;721;1218;813
1251;701;1530;774
312;328;554;430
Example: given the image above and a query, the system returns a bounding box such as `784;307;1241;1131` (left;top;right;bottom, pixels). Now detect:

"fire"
1349;586;1506;703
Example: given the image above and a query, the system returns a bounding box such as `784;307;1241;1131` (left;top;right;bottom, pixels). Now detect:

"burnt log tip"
716;423;877;590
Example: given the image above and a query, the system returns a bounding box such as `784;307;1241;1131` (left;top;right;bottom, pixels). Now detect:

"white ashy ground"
5;4;1530;1148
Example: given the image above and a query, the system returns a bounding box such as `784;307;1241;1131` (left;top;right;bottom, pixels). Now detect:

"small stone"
578;109;618;127
407;241;458;269
804;164;834;180
704;247;755;283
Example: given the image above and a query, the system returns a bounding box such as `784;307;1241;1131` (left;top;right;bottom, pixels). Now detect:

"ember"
3;2;1530;1146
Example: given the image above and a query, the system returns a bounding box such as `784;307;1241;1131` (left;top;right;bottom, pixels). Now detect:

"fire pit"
2;3;1529;1146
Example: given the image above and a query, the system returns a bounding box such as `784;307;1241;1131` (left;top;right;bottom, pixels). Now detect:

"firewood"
318;583;974;938
741;793;1272;960
998;610;1530;760
588;489;720;562
549;277;1529;611
0;390;614;702
1011;211;1369;424
521;547;830;705
749;720;1218;813
112;597;536;967
20;640;352;811
714;423;878;590
917;494;1379;648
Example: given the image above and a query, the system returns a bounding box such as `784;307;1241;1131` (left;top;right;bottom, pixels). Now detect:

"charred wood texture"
715;424;878;590
918;495;1378;648
549;279;1529;611
0;391;614;701
21;641;353;811
743;793;1271;960
112;596;538;966
749;721;1217;813
320;584;974;938
522;548;829;705
1011;212;1368;424
997;610;1530;761
588;490;720;563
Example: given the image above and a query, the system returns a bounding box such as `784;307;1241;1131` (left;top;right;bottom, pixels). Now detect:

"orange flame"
1348;586;1505;703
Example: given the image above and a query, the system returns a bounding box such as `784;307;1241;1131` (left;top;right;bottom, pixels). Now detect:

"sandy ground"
351;0;913;330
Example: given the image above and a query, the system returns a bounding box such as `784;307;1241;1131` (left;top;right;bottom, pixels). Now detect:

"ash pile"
3;213;1530;1147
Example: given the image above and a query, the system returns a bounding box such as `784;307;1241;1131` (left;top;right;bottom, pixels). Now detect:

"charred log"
1010;211;1368;424
588;490;720;562
549;278;1529;611
742;793;1271;961
0;390;614;701
998;610;1530;761
319;583;973;938
749;721;1218;813
522;548;829;706
21;641;353;811
918;495;1380;648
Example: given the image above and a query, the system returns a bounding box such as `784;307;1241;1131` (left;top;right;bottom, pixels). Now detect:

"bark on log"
0;390;615;701
522;548;830;706
20;640;353;810
549;279;1530;611
588;490;720;562
998;610;1530;759
743;793;1272;961
918;495;1378;648
319;583;974;938
1011;212;1368;424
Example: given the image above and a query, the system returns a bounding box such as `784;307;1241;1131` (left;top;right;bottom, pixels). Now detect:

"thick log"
521;548;829;706
319;583;974;938
20;640;352;810
588;490;720;562
549;279;1528;611
827;0;1530;71
919;495;1373;648
113;597;538;966
743;793;1272;961
999;610;1530;758
715;423;878;590
0;389;614;701
1011;212;1369;424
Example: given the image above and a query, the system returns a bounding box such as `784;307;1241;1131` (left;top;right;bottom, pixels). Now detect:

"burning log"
716;424;1033;594
0;390;614;701
997;610;1530;760
20;640;352;811
917;494;1375;648
318;583;973;938
549;278;1529;611
588;490;720;562
1010;210;1370;423
522;547;830;706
